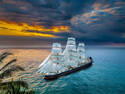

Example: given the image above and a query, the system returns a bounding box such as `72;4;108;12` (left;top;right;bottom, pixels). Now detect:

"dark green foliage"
0;80;35;94
0;52;35;94
0;81;28;89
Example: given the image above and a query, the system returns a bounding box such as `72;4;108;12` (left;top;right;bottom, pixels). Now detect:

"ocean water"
1;47;125;94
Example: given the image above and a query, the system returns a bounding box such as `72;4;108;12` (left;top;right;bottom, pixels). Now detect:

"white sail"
38;54;51;68
38;60;67;74
62;37;78;68
77;43;86;65
38;37;87;75
38;43;67;74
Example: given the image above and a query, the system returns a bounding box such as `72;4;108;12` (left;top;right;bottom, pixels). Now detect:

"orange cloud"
93;3;103;10
93;3;117;15
93;3;111;10
83;11;97;18
0;20;69;38
71;11;99;25
71;3;118;25
103;8;116;14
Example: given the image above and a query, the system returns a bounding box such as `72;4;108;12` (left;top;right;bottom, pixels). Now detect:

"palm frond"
13;65;25;71
0;59;17;71
0;81;29;90
0;65;25;79
0;81;33;94
0;52;12;63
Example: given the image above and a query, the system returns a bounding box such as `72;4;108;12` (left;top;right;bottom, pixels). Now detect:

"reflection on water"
0;47;125;94
0;49;50;86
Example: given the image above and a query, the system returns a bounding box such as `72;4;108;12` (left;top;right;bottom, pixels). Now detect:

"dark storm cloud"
0;0;125;46
70;0;125;44
0;0;72;26
0;0;95;26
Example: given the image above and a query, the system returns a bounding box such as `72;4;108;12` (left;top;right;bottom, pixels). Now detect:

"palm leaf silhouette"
0;52;35;94
0;52;12;63
0;65;25;79
0;59;17;71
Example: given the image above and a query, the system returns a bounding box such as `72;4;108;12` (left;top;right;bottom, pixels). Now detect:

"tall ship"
38;37;93;80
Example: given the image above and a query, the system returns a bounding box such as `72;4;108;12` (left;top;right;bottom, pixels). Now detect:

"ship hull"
44;57;93;80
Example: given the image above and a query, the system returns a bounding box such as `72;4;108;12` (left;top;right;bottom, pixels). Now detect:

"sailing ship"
38;37;93;80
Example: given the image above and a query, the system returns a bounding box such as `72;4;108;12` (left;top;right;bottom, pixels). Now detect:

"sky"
0;0;125;46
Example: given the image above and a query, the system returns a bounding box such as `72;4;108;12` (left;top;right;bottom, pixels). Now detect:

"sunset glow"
0;20;69;38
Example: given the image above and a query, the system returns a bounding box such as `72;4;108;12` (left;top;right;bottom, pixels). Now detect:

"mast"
50;43;62;63
50;43;67;73
77;43;86;65
63;37;78;68
38;43;66;74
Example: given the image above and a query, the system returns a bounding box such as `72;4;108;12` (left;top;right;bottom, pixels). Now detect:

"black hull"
44;57;93;80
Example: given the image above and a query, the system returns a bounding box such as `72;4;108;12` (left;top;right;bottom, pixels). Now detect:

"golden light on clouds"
93;3;103;10
0;20;69;38
71;2;121;25
92;3;118;15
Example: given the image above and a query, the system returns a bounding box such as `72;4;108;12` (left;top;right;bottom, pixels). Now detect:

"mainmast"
63;37;78;68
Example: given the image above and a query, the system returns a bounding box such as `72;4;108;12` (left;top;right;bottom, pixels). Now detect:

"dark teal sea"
36;47;125;94
1;47;125;94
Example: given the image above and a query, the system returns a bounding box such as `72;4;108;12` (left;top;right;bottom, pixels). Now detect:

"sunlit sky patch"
0;20;69;38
